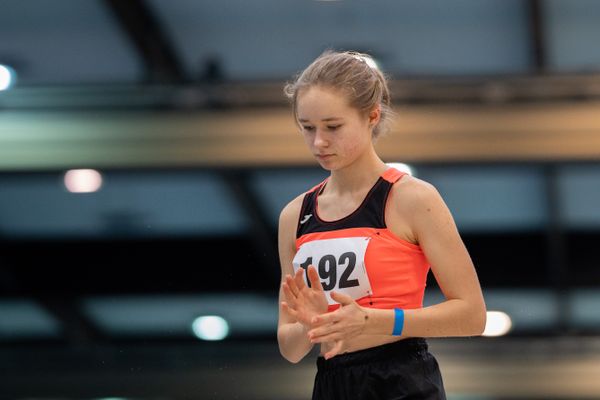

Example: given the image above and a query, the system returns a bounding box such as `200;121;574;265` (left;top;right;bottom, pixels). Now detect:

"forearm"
364;299;487;338
277;322;314;363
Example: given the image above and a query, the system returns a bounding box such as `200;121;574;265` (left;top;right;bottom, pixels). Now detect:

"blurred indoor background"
1;0;600;399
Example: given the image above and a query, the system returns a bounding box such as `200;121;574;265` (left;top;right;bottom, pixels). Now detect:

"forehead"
296;86;356;120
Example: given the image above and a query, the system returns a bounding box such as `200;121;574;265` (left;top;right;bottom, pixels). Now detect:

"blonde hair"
284;50;394;138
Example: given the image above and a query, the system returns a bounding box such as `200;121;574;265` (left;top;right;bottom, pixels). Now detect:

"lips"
316;154;334;159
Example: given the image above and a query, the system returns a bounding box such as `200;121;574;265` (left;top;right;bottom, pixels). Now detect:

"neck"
326;146;388;194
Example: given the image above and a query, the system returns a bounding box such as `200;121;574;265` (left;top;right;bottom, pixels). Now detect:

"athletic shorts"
312;337;446;400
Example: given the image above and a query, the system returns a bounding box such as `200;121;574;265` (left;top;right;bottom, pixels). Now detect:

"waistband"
316;337;429;371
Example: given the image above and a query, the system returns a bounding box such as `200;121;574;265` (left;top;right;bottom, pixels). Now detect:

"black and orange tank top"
292;167;430;312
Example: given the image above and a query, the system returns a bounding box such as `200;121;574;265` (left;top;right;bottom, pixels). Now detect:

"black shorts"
312;338;446;400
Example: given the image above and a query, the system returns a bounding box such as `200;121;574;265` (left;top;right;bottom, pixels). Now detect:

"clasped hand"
281;265;369;359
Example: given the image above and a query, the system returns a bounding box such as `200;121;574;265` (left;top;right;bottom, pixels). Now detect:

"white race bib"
292;237;372;305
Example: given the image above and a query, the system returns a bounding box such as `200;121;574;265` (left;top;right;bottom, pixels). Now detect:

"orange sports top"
292;167;430;312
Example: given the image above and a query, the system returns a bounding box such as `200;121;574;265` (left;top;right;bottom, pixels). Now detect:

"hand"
281;265;328;329
321;338;348;360
306;291;369;355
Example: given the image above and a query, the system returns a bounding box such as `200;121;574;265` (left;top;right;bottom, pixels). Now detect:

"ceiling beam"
528;0;547;73
33;295;106;347
220;171;280;283
103;0;186;84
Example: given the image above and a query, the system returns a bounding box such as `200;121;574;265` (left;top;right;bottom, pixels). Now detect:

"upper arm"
399;179;485;305
277;193;304;326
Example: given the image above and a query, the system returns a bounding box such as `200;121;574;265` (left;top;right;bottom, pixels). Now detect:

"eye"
302;126;315;132
327;125;342;131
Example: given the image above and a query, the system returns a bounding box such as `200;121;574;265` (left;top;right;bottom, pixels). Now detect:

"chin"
317;159;340;171
315;158;333;169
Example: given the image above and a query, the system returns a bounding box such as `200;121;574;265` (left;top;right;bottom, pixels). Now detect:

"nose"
313;128;329;148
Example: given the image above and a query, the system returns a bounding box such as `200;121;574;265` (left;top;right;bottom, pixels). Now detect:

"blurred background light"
95;398;128;400
482;311;512;337
0;64;16;91
387;162;414;176
64;169;103;193
192;315;230;341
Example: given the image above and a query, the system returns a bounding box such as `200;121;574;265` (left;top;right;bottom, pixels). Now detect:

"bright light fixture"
64;169;103;193
0;64;16;91
192;315;230;341
482;311;512;337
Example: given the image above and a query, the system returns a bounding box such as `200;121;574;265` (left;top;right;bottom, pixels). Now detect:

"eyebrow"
298;117;343;123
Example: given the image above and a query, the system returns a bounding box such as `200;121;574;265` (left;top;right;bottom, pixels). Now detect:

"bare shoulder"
390;174;443;214
387;174;449;244
279;192;305;230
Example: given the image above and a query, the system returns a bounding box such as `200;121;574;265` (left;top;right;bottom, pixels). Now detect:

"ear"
368;104;381;128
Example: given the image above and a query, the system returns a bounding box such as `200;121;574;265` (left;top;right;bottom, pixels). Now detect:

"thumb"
330;291;353;306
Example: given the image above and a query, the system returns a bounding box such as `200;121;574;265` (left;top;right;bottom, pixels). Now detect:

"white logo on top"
300;214;312;224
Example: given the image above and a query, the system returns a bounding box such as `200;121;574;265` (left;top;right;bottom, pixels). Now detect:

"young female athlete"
277;50;487;400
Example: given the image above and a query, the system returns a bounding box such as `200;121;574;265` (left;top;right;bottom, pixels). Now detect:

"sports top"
292;167;430;312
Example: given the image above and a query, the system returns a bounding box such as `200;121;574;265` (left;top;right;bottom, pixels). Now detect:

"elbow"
278;344;305;364
277;331;306;364
471;303;487;336
458;299;487;336
281;351;303;364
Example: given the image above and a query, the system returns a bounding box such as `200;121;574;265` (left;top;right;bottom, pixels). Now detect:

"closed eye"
302;126;315;132
327;125;341;131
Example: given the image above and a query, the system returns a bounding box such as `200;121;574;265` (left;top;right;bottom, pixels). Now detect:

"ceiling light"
0;64;16;91
64;169;103;193
192;315;230;341
482;311;512;337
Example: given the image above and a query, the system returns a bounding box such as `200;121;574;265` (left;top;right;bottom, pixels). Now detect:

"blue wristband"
392;308;404;336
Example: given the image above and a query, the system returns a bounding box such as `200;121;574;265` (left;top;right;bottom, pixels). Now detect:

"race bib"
292;236;372;305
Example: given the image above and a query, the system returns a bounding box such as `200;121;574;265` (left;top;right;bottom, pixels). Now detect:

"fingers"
324;341;344;360
285;274;300;298
307;265;324;291
293;267;308;290
308;318;340;339
330;291;353;306
310;330;341;344
282;282;298;308
311;310;338;326
281;301;298;318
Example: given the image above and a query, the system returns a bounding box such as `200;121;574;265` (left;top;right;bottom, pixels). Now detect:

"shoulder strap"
381;167;406;184
379;167;408;227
